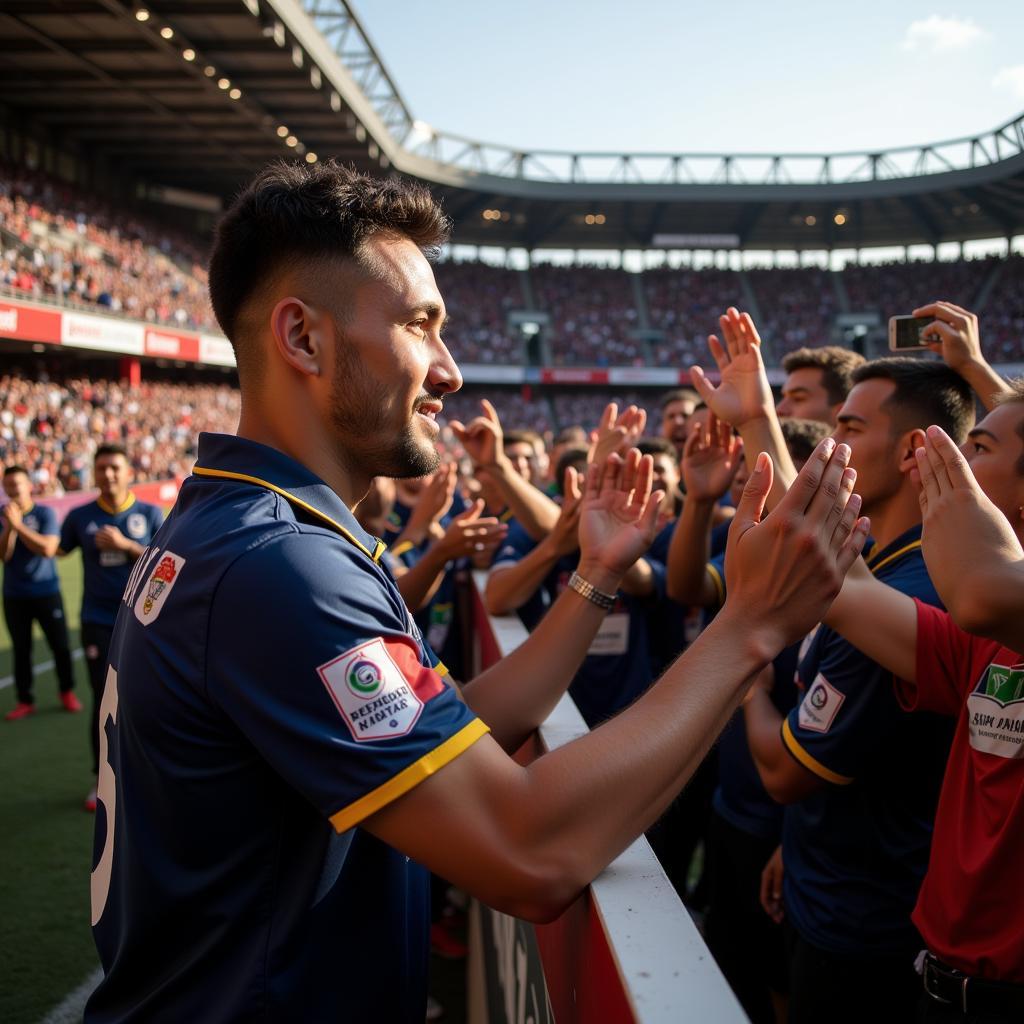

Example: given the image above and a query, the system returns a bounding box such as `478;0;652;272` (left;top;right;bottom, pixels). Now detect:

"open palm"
691;307;774;429
682;413;743;501
578;450;662;578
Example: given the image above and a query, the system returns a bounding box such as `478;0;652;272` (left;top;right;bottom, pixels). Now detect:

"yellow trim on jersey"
705;561;725;608
867;540;922;576
499;508;514;523
781;718;854;786
435;661;449;677
191;466;383;563
329;718;489;833
97;493;136;516
390;540;415;558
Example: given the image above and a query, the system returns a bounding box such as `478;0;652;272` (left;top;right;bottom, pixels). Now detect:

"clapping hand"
587;403;647;468
577;449;663;593
682;412;743;502
690;307;775;430
724;438;870;656
449;399;504;470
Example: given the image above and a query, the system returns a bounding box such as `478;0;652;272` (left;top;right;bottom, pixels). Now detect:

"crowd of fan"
0;372;239;494
0;163;214;330
4;165;1024;366
531;263;644;366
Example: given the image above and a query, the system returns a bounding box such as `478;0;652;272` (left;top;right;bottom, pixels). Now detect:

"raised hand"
681;412;743;502
406;463;457;537
547;466;584;558
2;501;22;529
577;450;663;592
95;525;129;552
912;300;1012;410
690;307;775;429
724;437;870;655
433;499;507;563
915;424;1024;605
449;398;504;469
587;403;648;468
913;300;984;374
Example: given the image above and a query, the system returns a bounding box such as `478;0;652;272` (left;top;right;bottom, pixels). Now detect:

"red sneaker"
5;702;35;722
84;789;97;813
60;691;83;713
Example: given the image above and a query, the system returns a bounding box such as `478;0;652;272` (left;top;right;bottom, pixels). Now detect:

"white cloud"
992;66;1024;102
902;15;988;53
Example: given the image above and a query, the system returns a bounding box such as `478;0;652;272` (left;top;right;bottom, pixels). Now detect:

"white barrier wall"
466;573;748;1024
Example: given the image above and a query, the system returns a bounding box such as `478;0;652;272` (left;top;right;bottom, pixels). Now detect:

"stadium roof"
2;0;1024;251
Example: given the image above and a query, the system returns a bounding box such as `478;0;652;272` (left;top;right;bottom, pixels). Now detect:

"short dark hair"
3;465;29;479
660;388;700;413
503;430;541;453
780;419;832;464
554;446;589;496
636;436;679;464
555;425;588;446
782;347;866;406
851;358;975;443
94;444;129;462
208;160;451;374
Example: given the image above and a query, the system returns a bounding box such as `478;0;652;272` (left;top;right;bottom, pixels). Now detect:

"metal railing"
298;0;1024;187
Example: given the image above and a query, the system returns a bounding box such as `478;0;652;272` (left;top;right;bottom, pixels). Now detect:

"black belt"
922;953;1024;1016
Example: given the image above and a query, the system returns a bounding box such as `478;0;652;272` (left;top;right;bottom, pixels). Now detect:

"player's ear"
898;428;926;475
269;296;326;379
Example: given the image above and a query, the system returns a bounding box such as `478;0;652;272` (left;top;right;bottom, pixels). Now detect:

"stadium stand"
0;164;214;331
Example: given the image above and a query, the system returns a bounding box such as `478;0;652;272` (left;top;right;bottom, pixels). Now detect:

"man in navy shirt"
59;445;163;810
2;465;79;720
85;161;868;1023
739;359;975;1024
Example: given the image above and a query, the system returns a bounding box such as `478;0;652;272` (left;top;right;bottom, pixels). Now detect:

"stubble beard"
329;343;438;480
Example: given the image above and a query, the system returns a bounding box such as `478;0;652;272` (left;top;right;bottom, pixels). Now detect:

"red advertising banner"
144;328;200;362
0;298;63;344
540;368;611;385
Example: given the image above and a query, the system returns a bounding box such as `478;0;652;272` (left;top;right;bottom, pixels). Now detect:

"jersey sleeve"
490;520;535;571
706;551;726;609
206;532;487;834
782;629;905;785
894;599;988;716
59;510;80;553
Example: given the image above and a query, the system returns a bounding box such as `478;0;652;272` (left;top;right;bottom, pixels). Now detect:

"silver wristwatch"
568;571;616;611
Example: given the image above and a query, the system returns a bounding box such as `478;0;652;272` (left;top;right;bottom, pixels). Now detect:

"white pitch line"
0;647;84;690
36;966;103;1024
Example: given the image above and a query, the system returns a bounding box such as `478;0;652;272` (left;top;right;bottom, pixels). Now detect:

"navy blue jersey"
3;503;60;598
85;434;487;1024
491;522;662;727
60;497;163;626
781;525;955;956
699;533;800;841
645;519;702;675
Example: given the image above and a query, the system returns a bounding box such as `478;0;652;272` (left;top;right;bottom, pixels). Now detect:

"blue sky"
355;2;1024;155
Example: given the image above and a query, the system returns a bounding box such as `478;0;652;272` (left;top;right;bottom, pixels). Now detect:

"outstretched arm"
365;439;869;923
915;424;1024;649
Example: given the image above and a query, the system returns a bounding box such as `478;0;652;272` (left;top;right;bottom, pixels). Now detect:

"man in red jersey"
822;376;1024;1022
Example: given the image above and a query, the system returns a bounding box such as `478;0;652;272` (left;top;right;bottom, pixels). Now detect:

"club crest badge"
317;637;426;742
133;551;185;624
968;663;1024;759
798;674;845;733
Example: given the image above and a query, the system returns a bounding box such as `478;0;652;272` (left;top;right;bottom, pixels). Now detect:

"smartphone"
888;315;933;352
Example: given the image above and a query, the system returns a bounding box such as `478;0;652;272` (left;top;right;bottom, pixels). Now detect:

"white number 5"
90;665;119;927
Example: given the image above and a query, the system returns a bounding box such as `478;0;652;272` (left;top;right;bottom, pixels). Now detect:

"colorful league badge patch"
317;637;432;742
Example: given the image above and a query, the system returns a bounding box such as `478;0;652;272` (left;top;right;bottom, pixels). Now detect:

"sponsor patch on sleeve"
797;673;845;734
133;551;185;624
318;637;445;743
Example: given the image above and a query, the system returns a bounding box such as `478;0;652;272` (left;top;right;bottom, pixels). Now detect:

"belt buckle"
923;960;952;1005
